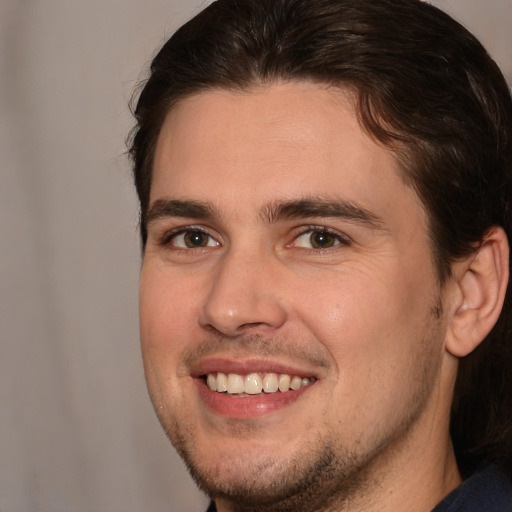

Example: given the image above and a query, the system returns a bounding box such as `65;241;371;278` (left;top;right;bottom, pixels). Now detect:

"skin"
139;82;463;512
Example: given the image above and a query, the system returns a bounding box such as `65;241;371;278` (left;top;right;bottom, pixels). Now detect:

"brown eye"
293;229;346;250
309;231;336;249
170;230;219;249
183;231;209;247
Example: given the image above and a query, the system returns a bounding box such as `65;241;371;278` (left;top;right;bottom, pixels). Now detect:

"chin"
168;421;367;512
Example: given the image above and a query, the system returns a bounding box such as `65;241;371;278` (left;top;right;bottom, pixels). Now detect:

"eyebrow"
146;199;217;225
146;196;384;230
261;198;384;229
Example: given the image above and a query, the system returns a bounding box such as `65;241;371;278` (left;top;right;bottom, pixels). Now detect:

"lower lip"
195;378;315;418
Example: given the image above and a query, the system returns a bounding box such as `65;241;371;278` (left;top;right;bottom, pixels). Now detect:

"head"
129;0;512;507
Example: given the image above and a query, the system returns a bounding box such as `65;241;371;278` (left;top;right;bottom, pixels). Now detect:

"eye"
168;229;219;249
293;229;347;249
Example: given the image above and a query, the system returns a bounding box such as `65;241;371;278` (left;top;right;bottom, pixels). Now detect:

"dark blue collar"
432;464;512;511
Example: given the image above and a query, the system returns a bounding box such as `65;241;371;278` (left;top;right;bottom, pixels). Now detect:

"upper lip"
190;357;322;379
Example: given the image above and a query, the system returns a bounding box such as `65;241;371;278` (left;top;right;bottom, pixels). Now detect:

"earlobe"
446;227;509;358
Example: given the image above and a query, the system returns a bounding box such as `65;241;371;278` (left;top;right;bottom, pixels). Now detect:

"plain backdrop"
0;1;510;511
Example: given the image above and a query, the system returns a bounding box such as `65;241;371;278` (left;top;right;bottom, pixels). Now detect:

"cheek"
139;265;201;378
292;267;442;440
293;260;436;376
139;267;205;419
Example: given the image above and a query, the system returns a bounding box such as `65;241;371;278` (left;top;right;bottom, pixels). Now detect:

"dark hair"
129;0;512;477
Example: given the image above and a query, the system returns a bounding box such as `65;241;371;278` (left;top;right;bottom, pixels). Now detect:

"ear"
445;227;509;358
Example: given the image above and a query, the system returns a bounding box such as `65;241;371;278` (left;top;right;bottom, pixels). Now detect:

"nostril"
240;321;268;329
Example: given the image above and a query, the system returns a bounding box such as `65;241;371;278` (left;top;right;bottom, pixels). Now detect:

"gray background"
0;1;510;511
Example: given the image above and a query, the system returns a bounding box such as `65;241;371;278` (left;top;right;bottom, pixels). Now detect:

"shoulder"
433;464;512;511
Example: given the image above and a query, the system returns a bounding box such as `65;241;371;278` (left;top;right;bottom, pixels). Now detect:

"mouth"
192;360;320;418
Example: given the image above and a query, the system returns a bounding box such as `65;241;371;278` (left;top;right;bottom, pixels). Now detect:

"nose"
198;249;288;337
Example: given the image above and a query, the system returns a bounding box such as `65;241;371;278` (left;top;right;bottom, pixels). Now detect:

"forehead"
151;82;421;225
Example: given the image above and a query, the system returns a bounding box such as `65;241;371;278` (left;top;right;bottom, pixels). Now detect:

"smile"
205;372;316;395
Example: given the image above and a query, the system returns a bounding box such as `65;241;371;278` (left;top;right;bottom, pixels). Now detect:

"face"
140;83;454;510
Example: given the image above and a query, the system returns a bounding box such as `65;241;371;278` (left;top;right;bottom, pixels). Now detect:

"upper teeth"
206;372;314;395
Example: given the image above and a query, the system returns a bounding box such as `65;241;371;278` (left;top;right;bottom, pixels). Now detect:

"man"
129;0;512;510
